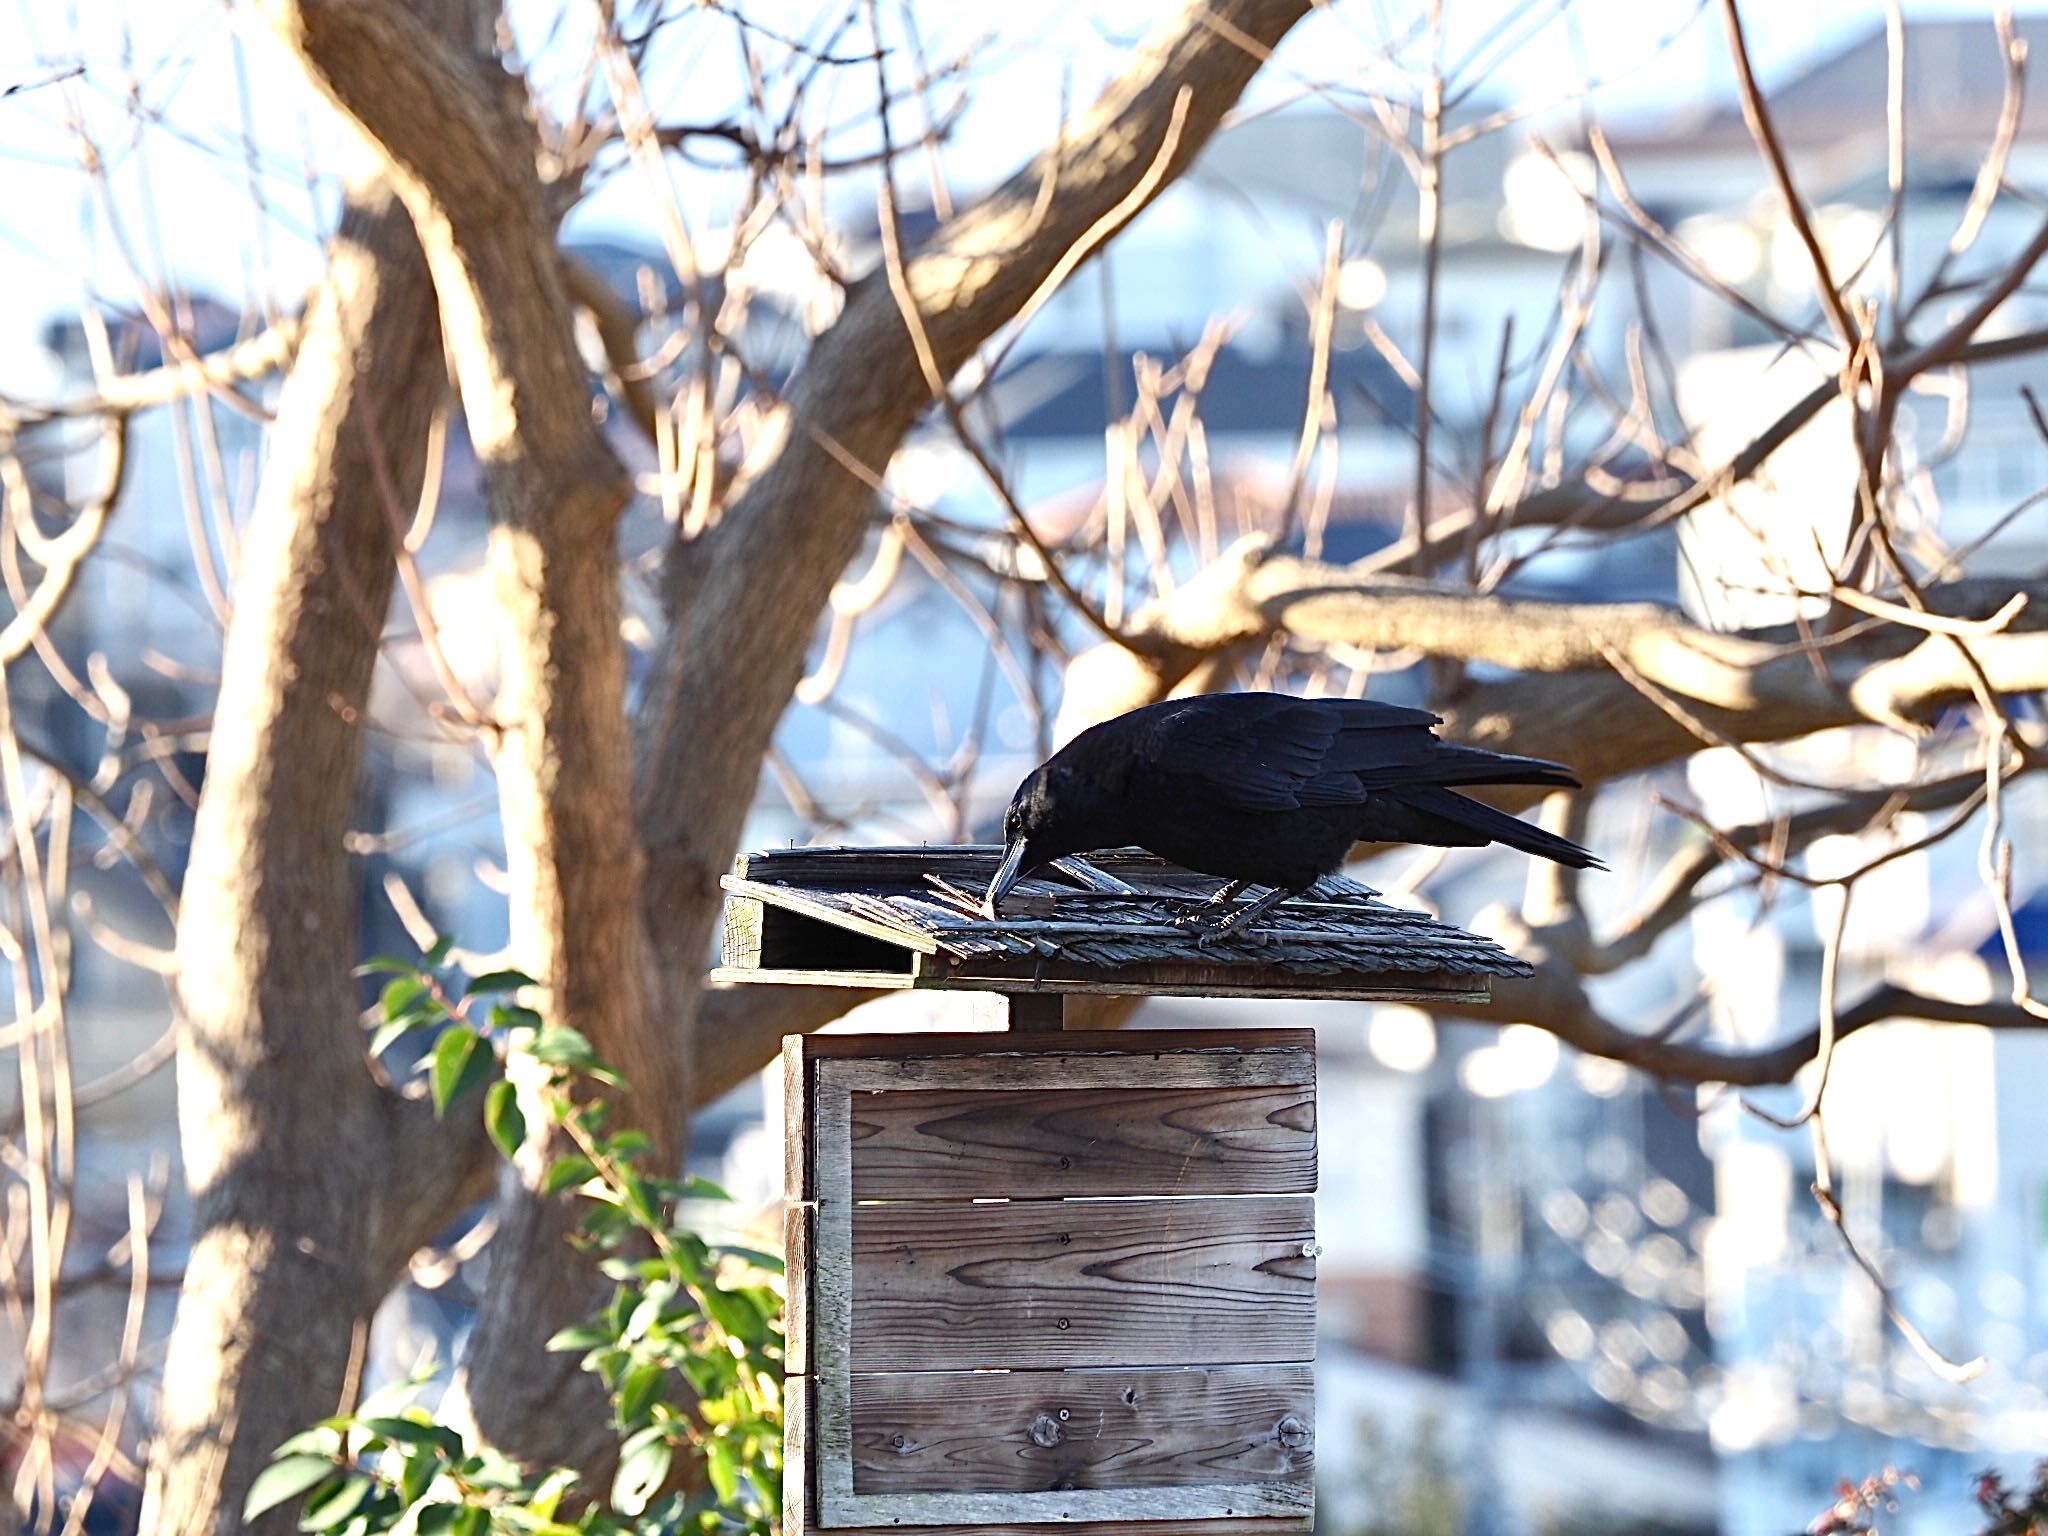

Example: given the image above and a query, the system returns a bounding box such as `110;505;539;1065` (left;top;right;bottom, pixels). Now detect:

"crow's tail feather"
1418;744;1582;791
1388;785;1605;869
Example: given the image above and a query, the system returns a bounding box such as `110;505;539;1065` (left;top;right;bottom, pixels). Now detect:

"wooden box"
782;1028;1318;1535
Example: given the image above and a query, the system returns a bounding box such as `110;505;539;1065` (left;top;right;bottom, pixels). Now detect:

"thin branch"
1717;0;1860;350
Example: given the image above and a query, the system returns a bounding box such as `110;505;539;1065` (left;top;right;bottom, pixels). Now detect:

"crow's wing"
1131;694;1444;813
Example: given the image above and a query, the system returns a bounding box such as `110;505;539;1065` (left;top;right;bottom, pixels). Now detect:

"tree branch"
633;0;1315;1051
1486;961;2048;1088
1057;528;2048;744
12;316;305;422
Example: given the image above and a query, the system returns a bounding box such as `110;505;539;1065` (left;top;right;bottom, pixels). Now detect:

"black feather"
992;692;1601;902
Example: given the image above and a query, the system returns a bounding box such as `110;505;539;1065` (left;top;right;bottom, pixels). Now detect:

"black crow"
983;692;1601;931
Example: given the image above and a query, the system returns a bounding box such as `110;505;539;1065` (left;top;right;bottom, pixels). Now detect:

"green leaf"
676;1176;732;1203
616;1169;662;1229
484;1080;526;1160
382;975;430;1022
495;1517;583;1536
429;1026;490;1117
353;1376;425;1421
413;1504;464;1536
604;1129;652;1161
540;1155;596;1198
425;934;456;967
355;955;421;977
464;968;538;997
527;1467;579;1521
460;1446;525;1492
706;1436;740;1507
717;1246;785;1276
527;1026;599;1069
451;1505;486;1536
270;1426;345;1459
399;1447;438;1507
368;1015;431;1058
617;1361;664;1423
545;1321;610;1354
490;1004;544;1034
361;1416;466;1461
611;1426;672;1517
243;1456;339;1521
577;1203;633;1246
302;1474;373;1533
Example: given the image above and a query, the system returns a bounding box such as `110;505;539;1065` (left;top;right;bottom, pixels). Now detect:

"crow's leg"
1195;883;1303;946
1173;878;1249;926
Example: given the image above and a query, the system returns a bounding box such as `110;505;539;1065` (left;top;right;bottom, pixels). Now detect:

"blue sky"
0;0;2026;396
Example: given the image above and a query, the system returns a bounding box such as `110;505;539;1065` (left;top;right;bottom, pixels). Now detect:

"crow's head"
982;763;1091;918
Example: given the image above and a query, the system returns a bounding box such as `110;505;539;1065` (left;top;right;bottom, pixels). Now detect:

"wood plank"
912;951;1495;1002
812;1075;858;1509
809;1522;1306;1535
797;1027;1316;1068
723;876;937;955
784;1034;812;1202
849;1083;1315;1200
848;1197;1315;1371
848;1365;1313;1496
711;965;917;990
784;1202;812;1377
784;1034;814;1380
820;1480;1312;1527
822;1048;1314;1097
785;1374;810;1536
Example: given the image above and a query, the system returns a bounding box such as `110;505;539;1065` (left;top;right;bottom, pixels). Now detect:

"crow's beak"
982;840;1030;918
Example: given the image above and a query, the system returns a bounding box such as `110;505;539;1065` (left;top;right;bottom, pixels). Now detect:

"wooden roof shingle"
714;845;1530;1003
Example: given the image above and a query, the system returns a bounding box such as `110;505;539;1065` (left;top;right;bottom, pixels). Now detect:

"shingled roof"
714;845;1531;1003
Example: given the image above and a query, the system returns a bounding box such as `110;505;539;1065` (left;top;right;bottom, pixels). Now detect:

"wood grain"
785;1035;811;1201
812;1074;863;1508
798;1027;1316;1069
819;1480;1312;1527
784;1203;812;1378
789;1029;1321;1531
849;1084;1315;1200
848;1196;1315;1371
848;1365;1313;1495
801;1522;1306;1535
785;1374;810;1536
825;1049;1312;1095
784;1034;814;1379
912;953;1492;1001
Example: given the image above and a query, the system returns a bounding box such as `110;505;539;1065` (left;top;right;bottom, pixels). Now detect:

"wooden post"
1005;992;1065;1032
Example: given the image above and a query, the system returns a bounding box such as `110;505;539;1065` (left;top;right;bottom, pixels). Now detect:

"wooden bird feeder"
714;846;1532;1536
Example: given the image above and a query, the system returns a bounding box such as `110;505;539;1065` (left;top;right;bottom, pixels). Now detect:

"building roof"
1613;16;2048;161
984;341;1417;442
714;844;1531;999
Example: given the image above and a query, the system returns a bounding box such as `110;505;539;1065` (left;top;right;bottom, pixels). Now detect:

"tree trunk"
144;174;493;1536
260;0;673;1469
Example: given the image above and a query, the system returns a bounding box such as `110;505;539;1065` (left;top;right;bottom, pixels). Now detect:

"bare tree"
2;0;2047;1531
